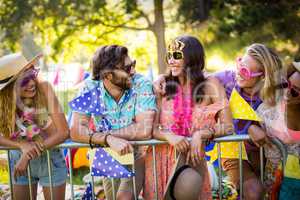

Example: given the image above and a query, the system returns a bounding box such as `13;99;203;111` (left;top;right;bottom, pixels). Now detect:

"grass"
68;167;90;185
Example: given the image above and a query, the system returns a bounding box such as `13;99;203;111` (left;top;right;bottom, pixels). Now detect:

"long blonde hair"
246;43;283;105
0;78;47;138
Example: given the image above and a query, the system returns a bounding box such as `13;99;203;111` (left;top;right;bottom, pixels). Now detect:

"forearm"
0;135;21;148
109;122;152;140
213;122;234;137
42;131;68;149
70;124;107;146
152;128;179;141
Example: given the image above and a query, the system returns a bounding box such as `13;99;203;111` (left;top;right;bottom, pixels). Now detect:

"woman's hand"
106;135;133;156
153;75;166;96
18;141;43;160
187;131;203;167
13;154;29;180
248;124;267;146
165;134;190;153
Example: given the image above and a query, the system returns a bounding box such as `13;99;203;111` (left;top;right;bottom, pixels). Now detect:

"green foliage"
210;1;300;47
176;0;210;23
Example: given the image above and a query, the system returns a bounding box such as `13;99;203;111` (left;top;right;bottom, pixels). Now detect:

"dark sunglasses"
166;51;184;61
122;60;136;74
276;80;300;97
20;68;40;87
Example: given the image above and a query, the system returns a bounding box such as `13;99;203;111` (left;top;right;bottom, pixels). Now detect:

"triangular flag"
52;67;60;86
90;148;134;178
206;142;248;163
229;88;262;121
82;182;97;200
89;148;134;167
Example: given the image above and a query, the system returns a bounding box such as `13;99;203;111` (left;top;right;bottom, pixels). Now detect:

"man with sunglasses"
70;45;156;200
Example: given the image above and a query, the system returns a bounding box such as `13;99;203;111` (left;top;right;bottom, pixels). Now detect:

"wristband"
89;133;95;149
208;127;215;140
104;133;111;147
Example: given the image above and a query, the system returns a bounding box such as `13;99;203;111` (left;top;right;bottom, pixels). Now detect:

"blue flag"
82;182;97;200
69;87;105;116
68;86;111;131
91;148;134;178
69;85;134;178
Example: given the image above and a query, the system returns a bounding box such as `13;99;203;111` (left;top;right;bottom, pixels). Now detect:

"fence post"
46;150;54;200
27;163;33;200
239;142;243;200
7;151;14;200
152;145;158;200
217;143;222;200
68;149;74;200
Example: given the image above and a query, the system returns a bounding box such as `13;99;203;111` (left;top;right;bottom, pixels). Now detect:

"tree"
0;0;167;72
209;0;300;56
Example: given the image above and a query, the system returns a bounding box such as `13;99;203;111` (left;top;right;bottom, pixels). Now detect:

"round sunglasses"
236;57;264;80
121;60;136;74
166;51;184;61
20;68;40;87
276;80;300;98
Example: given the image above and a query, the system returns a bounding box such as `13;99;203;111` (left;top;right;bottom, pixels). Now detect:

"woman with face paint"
0;53;69;200
143;35;234;200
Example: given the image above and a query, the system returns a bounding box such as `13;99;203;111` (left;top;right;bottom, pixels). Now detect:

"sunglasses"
236;57;264;80
287;80;300;97
122;60;136;74
20;68;40;87
276;80;300;97
166;51;184;61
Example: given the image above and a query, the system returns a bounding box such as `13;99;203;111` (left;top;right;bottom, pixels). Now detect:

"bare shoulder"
37;80;61;112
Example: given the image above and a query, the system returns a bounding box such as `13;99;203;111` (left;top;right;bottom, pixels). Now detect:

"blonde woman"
0;53;69;200
214;43;282;200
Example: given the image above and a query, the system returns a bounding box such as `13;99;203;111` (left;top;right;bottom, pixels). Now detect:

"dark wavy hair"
91;45;128;80
165;35;206;103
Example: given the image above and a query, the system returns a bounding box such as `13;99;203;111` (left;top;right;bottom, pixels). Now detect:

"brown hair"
91;45;128;80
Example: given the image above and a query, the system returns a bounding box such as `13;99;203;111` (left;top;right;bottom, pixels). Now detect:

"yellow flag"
206;142;248;163
284;154;300;179
88;148;134;167
206;88;263;162
229;88;262;121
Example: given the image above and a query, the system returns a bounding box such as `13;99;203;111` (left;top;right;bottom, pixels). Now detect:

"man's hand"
165;134;189;153
18;141;43;160
106;135;133;155
153;75;166;96
13;154;29;180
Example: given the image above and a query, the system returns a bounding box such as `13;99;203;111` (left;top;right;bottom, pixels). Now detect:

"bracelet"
89;133;95;149
208;127;215;140
104;133;111;147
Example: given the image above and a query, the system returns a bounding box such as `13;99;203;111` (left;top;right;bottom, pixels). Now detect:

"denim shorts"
9;149;67;187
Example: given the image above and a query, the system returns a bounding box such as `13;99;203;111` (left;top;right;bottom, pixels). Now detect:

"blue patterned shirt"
73;73;157;132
